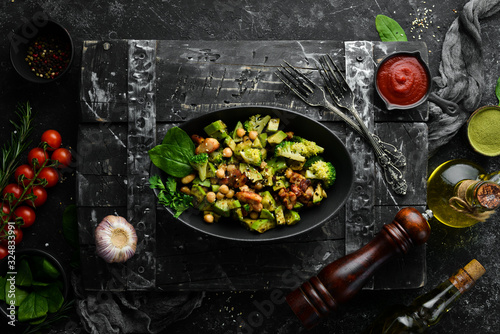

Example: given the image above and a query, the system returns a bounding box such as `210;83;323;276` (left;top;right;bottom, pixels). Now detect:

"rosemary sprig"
0;102;35;192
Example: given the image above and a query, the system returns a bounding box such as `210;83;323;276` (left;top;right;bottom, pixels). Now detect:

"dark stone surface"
0;1;499;333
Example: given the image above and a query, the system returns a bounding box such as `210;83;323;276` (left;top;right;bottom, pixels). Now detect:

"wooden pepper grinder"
286;207;431;329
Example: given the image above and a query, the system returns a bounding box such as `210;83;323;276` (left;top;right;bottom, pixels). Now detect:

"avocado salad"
148;114;336;233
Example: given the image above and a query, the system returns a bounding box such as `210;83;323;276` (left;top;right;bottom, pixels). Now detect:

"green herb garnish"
148;127;195;178
376;15;407;42
149;174;193;218
0;102;35;191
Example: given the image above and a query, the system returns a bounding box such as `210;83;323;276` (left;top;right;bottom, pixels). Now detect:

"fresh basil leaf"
17;259;33;287
18;292;48;322
148;144;194;178
37;283;64;313
162;127;195;152
376;15;407;42
31;256;60;280
496;76;500;106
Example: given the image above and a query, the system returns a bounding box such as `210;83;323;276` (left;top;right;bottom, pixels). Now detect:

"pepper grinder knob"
286;207;431;329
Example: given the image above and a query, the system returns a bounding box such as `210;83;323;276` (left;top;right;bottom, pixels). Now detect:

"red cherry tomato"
1;202;10;223
13;206;36;228
0;245;8;259
1;226;23;246
37;167;59;188
26;186;47;207
41;129;62;151
28;147;48;168
15;164;35;186
2;183;23;205
51;148;72;168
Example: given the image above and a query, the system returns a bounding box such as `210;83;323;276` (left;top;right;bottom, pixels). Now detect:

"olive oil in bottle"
427;159;500;228
363;259;485;334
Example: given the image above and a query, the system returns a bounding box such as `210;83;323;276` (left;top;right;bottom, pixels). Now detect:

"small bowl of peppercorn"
9;18;73;83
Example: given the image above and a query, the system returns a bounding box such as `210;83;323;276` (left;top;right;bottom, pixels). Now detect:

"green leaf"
148;144;194;178
496;76;500;106
37;283;64;313
162;127;195;153
62;204;78;248
17;259;33;287
31;256;60;281
18;292;48;322
376;15;407;42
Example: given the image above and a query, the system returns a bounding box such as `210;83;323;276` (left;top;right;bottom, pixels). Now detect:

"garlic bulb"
95;215;138;263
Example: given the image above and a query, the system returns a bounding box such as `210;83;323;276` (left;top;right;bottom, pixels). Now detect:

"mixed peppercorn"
24;35;71;80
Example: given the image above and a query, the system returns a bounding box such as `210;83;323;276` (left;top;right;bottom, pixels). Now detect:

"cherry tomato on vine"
2;183;23;205
41;129;62;151
26;186;47;207
0;245;8;260
37;167;59;188
15;164;35;186
1;202;10;223
13;206;36;228
0;226;23;246
51;148;72;168
28;147;48;168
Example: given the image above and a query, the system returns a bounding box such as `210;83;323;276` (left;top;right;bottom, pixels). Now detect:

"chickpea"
204;214;214;223
236;128;246;137
285;168;293;179
226;189;235;198
216;192;225;200
227;164;237;173
254;182;263;191
181;173;196;184
219;184;229;194
248;130;258;140
206;191;216;203
223;147;233;158
216;168;225;179
180;186;191;195
249;211;259;219
240;185;250;192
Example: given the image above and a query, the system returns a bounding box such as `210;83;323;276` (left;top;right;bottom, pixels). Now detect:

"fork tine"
282;60;317;92
275;67;310;101
325;54;348;93
318;57;343;102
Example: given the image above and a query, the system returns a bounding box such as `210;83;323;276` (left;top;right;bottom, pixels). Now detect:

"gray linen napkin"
429;0;500;155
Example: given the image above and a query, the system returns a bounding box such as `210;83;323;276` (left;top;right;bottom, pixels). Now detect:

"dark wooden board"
77;40;428;291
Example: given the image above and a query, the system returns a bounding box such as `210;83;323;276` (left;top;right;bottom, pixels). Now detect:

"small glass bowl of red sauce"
375;51;431;110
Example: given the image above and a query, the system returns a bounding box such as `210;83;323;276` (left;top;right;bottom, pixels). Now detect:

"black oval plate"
150;106;354;241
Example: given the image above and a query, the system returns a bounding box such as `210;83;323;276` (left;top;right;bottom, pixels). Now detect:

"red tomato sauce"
376;55;429;107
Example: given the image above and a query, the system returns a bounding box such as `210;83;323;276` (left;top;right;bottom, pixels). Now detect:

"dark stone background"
0;0;499;333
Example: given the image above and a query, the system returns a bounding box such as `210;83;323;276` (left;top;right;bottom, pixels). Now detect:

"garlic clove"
95;215;138;263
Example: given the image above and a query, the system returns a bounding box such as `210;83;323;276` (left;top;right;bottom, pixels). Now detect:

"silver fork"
275;60;407;195
317;55;407;195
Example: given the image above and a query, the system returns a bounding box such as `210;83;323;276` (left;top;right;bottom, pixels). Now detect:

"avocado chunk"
259;209;275;220
258;133;268;147
267;130;288;145
313;183;326;204
191;184;212;211
267;118;280;132
285;210;300;226
224;136;237;151
239;163;263;182
231;121;244;143
213;198;241;217
260;191;277;211
204;120;227;136
242;218;276;233
275;205;286;225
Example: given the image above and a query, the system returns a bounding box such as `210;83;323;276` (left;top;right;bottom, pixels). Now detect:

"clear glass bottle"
363;259;485;334
427;159;500;228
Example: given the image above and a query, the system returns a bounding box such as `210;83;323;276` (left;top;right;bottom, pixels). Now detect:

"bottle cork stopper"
476;182;500;209
449;259;486;294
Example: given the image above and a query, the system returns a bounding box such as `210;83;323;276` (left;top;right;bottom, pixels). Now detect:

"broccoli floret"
305;160;336;188
244;114;272;134
240;148;262;166
291;136;324;157
209;149;224;165
274;141;307;162
189;153;209;181
303;156;324;170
